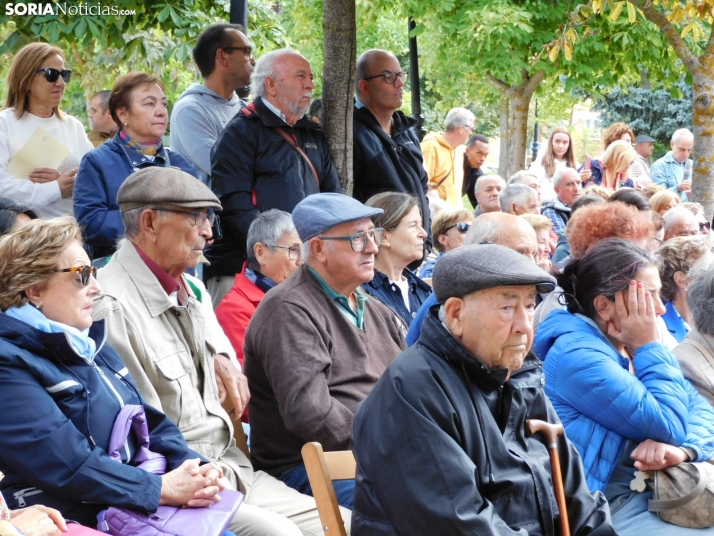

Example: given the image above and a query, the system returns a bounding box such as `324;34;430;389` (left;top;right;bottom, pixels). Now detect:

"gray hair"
246;209;296;271
251;48;304;98
553;167;579;188
663;206;696;234
444;107;475;133
464;217;500;245
671;128;693;143
499;184;536;213
474;174;505;193
508;170;538;185
121;205;152;239
687;255;714;335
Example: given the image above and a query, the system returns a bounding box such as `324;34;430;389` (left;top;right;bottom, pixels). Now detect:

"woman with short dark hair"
74;72;196;259
534;238;714;535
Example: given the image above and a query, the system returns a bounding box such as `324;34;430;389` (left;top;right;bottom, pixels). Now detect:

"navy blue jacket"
351;311;615;535
361;269;432;327
353;106;432;254
0;314;202;526
206;97;342;279
73;133;196;259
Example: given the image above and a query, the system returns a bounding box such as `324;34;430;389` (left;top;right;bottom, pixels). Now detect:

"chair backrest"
422;277;433;287
301;442;356;536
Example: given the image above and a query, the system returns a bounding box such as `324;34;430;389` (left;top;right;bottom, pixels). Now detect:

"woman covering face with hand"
0;217;230;530
534;238;714;536
73;72;196;260
0;43;93;219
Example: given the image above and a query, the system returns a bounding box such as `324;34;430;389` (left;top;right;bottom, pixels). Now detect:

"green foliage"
592;82;693;146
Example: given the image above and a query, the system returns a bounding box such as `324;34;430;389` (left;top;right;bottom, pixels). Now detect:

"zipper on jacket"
14;487;42;508
91;361;125;408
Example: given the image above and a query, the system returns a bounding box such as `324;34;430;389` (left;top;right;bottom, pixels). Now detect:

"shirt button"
541;377;546;386
174;310;181;317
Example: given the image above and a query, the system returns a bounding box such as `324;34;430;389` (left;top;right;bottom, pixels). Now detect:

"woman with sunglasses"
0;217;235;531
417;207;473;279
74;72;196;260
0;43;93;219
362;192;433;327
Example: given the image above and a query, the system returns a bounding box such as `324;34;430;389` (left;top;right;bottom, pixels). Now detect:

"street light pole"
408;18;426;141
230;0;247;28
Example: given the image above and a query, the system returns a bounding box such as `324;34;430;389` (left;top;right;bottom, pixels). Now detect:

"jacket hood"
176;83;240;105
533;308;600;362
422;131;450;148
541;197;571;212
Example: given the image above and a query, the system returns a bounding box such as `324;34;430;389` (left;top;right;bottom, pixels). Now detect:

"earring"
124;122;128;126
34;301;42;310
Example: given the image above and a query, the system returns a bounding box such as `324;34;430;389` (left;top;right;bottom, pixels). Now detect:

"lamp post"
230;0;250;99
408;18;426;141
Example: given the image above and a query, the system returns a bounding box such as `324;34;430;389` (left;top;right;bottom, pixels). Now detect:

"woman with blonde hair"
650;189;681;216
589;140;637;190
528;126;578;202
0;43;93;218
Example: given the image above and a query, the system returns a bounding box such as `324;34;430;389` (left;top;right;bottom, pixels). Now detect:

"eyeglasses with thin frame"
54;265;97;286
462;125;475;133
362;71;409;85
36;68;72;84
222;46;253;59
319;228;385;252
151;207;216;228
268;244;302;260
444;222;470;234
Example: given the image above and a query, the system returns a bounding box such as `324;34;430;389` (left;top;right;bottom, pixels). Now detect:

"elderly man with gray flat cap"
351;243;617;535
92;167;340;536
244;192;406;510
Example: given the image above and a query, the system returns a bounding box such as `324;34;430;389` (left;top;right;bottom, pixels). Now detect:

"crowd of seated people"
4;26;714;536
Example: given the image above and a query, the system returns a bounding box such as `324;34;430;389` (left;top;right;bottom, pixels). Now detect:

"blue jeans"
278;463;355;509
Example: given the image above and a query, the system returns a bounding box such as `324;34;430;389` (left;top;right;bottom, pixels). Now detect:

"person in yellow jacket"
420;107;475;208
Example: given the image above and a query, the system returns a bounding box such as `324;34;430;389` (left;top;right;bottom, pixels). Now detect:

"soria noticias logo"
5;2;136;16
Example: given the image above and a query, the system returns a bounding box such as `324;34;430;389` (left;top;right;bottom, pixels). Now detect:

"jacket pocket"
153;354;202;431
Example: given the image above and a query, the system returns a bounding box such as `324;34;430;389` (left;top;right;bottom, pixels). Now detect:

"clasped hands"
160;459;231;508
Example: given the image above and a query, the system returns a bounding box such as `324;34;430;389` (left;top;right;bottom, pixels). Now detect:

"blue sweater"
533;308;714;492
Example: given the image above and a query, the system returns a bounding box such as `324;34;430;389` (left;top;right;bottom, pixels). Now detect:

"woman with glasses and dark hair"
362;192;433;327
418;207;473;279
0;43;94;218
0;217;235;531
534;238;714;535
74;72;196;260
216;210;302;370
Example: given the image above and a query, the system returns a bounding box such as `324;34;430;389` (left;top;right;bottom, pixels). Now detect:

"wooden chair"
301;442;356;536
422;277;433;287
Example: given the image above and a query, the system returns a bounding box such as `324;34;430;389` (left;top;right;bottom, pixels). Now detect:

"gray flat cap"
292;193;383;241
433;243;556;302
117;167;221;212
635;134;656;144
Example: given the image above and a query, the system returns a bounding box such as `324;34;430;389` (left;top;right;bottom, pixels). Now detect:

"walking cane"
526;419;570;536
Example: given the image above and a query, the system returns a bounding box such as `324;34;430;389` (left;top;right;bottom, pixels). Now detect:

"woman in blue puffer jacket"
534;238;714;535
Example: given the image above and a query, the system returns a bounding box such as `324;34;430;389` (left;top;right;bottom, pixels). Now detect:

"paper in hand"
7;127;70;179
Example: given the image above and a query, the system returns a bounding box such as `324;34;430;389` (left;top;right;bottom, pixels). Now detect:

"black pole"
230;0;248;29
531;98;539;163
408;18;426;141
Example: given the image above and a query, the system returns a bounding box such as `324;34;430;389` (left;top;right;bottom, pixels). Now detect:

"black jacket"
351;309;615;536
361;268;432;328
462;157;484;209
353;106;432;254
206;97;342;278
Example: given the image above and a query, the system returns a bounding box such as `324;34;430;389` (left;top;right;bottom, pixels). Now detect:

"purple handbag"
96;405;243;536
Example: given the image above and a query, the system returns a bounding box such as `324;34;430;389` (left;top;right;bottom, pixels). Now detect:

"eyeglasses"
222;46;253;59
151;207;216;228
319;228;385;252
54;265;97;286
268;244;302;260
36;68;72;84
700;221;711;232
362;71;409;85
462;125;475;133
444;222;470;234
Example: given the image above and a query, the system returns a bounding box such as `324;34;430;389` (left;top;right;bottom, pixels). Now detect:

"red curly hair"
603;122;635;149
566;201;654;259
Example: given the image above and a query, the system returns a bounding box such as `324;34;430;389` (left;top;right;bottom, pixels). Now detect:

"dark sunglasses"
54;265;97;286
700;221;711;232
36;68;72;84
445;222;470;234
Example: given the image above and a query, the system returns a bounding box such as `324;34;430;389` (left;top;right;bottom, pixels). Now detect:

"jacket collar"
112;131;169;166
234;262;268;303
367;268;421;292
240;97;320;130
354;104;417;139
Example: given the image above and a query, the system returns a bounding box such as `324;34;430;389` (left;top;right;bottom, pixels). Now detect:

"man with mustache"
352;49;433;257
207;48;341;306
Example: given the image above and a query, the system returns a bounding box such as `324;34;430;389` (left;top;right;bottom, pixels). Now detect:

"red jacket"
215;264;266;368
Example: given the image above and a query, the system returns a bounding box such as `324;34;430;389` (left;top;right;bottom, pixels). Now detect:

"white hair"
474;174;505;193
671;128;693;143
552;167;579;188
465;218;500;245
444;108;475;133
251;48;304;98
663;206;697;234
499;184;536;212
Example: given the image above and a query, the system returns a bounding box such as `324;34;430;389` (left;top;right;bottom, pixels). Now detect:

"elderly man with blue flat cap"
244;193;406;510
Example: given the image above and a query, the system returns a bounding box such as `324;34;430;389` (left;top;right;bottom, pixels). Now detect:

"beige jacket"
673;328;714;408
92;240;254;492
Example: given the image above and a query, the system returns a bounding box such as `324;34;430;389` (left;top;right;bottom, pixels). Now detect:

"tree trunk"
322;0;356;195
507;91;532;178
691;70;714;219
498;94;510;177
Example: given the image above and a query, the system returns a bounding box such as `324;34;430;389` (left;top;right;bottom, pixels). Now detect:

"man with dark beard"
207;49;341;305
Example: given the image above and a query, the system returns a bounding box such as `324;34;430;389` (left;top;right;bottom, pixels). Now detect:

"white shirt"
390;277;411;311
528;157;569;203
0;108;93;217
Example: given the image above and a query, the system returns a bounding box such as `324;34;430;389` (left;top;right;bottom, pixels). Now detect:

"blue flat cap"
292;193;384;241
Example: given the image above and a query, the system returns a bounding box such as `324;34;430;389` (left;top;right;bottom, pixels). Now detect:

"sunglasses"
54;265;97;286
444;222;470;234
700;221;711;232
36;68;72;84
